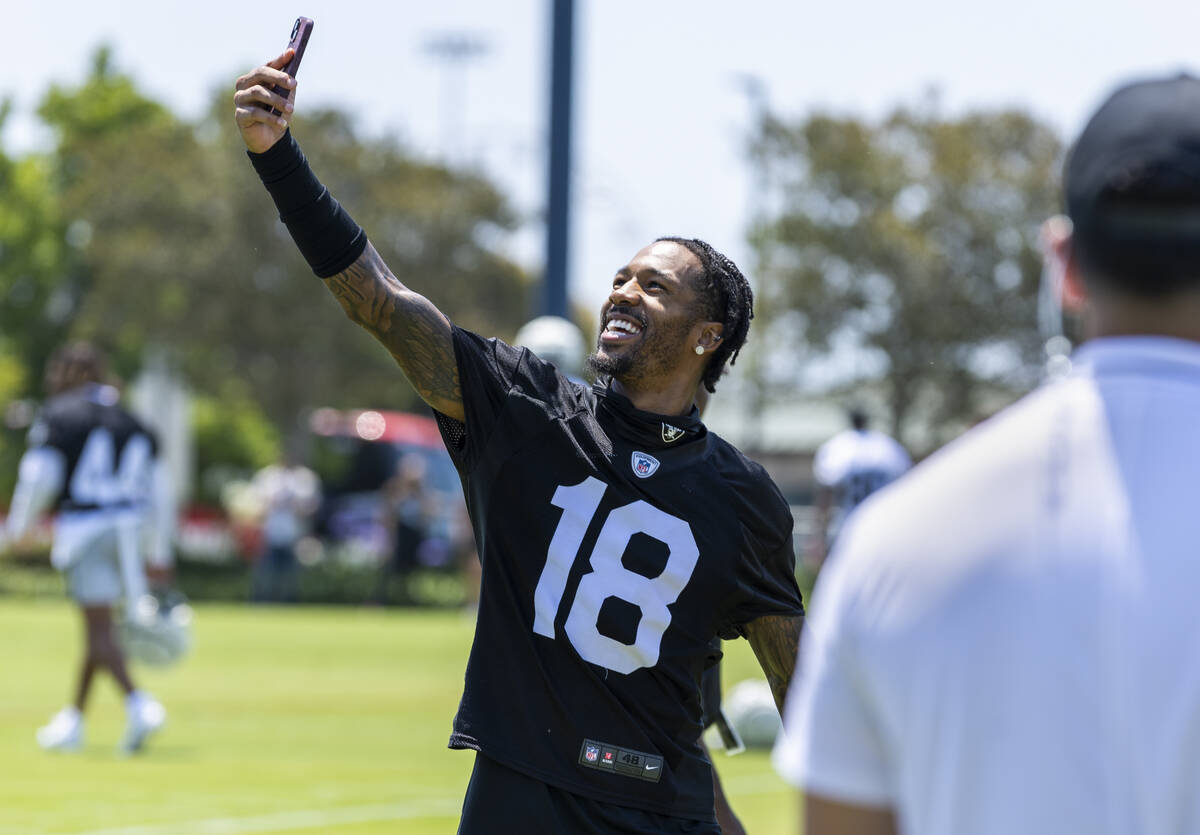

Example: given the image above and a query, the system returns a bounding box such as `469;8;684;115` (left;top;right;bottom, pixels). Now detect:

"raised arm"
233;51;463;421
743;613;804;715
323;243;463;419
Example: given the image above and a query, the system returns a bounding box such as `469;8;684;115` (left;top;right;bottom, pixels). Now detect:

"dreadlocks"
655;236;754;394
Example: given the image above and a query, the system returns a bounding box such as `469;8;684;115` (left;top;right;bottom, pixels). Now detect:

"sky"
5;0;1200;320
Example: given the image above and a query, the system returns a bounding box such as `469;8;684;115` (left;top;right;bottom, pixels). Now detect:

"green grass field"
0;599;797;834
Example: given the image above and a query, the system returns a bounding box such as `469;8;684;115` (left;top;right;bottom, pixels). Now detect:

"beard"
586;313;695;387
585;347;634;380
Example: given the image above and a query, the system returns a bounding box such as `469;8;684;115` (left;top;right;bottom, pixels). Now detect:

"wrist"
246;129;367;277
247;129;304;184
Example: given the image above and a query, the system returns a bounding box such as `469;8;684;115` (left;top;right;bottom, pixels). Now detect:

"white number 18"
532;477;700;675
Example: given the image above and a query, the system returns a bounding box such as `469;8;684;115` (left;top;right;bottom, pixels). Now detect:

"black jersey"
437;327;803;821
698;645;723;731
29;384;160;513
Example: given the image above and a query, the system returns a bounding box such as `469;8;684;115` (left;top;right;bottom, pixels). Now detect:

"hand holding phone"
233;17;315;152
270;17;314;114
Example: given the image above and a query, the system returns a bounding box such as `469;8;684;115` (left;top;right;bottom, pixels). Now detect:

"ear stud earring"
695;346;705;355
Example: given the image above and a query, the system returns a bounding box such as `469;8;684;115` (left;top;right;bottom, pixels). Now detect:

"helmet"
119;591;194;667
514;316;587;380
724;678;782;748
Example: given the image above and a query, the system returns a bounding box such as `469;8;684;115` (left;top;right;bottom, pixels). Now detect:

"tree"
0;98;76;396
748;103;1063;451
197;99;531;434
27;48;532;443
0;97;80;496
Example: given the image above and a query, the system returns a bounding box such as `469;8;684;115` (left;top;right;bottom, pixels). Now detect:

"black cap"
1065;74;1200;293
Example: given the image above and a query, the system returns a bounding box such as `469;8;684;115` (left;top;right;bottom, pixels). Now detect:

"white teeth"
606;319;641;335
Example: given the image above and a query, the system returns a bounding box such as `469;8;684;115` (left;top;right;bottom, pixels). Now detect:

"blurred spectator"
250;454;320;603
375;452;435;604
808;407;911;569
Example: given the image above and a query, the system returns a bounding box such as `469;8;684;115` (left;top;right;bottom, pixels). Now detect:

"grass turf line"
0;600;795;834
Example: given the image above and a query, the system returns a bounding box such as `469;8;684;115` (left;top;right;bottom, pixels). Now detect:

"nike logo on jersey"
631;451;660;478
661;423;684;443
578;739;664;783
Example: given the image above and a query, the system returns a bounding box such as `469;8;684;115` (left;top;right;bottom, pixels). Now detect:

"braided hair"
655;237;754;394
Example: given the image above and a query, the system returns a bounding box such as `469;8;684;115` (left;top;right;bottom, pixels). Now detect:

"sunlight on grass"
0;600;796;834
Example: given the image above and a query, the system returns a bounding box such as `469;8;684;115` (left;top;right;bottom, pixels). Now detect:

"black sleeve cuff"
247;129;306;185
246;129;368;278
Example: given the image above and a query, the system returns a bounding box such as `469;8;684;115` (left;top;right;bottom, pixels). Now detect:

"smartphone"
270;17;314;113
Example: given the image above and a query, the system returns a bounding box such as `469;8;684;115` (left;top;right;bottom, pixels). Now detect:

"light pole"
423;33;491;163
734;73;771;453
543;0;575;319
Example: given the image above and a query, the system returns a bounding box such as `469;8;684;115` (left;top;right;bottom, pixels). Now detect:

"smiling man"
235;48;803;834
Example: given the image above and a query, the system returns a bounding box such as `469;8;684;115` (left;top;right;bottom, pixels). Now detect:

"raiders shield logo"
661;423;685;443
631;451;660;479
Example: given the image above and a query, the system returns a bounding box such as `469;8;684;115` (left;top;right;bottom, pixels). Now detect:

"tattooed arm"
743;614;804;715
325;242;464;422
233;54;464;422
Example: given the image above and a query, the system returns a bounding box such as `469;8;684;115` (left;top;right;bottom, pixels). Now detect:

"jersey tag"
661;423;684;443
631;451;660;478
578;738;663;783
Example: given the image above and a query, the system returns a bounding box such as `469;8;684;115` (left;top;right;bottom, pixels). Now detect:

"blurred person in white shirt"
250;454;319;603
808;407;910;569
774;74;1200;835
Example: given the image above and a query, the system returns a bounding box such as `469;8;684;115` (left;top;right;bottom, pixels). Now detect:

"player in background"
807;407;910;569
236;48;803;833
774;74;1200;835
4;342;172;754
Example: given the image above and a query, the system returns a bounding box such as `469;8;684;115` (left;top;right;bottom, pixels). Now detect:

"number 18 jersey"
437;327;804;821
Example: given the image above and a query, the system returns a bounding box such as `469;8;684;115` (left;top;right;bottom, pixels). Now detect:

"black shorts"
457;753;720;835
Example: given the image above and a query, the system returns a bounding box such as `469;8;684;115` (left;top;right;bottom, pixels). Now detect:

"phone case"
271;17;314;113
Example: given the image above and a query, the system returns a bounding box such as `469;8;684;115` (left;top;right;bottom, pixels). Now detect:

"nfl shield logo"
585;744;599;763
661;423;684;443
631;451;660;478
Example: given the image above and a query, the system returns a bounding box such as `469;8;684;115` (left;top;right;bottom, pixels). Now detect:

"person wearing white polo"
773;74;1200;835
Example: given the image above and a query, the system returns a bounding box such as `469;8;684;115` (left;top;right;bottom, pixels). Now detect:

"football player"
236;51;804;833
808;407;911;569
775;75;1200;835
5;342;172;754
